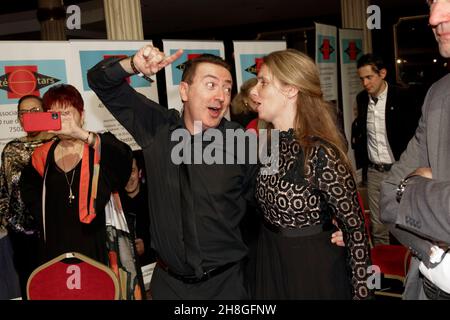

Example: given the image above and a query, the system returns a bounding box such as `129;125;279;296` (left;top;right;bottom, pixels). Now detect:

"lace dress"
255;129;372;299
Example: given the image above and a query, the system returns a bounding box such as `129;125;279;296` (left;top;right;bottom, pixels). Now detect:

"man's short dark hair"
17;95;42;111
133;150;145;172
181;54;231;84
357;54;386;74
132;150;146;184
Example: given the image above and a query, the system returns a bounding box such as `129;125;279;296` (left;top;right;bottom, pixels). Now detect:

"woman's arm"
314;145;372;299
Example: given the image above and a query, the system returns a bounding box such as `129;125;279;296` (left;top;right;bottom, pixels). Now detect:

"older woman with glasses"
0;95;54;299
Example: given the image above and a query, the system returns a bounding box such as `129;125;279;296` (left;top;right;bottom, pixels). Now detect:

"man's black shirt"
88;58;257;276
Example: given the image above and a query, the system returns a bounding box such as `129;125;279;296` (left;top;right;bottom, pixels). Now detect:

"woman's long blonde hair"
263;49;351;170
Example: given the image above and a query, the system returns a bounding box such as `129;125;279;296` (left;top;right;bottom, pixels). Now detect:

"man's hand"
331;219;345;247
331;230;345;247
134;45;183;76
119;45;183;77
410;167;432;179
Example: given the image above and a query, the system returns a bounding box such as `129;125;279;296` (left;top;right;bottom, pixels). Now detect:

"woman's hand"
49;110;88;142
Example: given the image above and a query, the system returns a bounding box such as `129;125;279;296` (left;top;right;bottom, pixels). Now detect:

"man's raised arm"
87;45;183;148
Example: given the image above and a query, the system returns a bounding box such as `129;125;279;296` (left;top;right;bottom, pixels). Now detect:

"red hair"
42;84;84;115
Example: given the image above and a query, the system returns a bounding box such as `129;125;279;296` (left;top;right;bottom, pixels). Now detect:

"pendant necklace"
64;169;76;204
61;145;78;204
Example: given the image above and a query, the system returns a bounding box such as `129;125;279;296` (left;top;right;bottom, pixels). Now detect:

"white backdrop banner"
232;41;286;90
315;23;338;102
339;29;364;169
0;40;157;155
69;40;157;150
162;40;225;112
0;41;70;154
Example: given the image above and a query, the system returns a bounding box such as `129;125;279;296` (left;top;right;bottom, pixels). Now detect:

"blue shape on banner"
317;35;336;63
170;49;221;85
0;60;67;105
342;39;363;64
240;54;265;83
79;50;153;91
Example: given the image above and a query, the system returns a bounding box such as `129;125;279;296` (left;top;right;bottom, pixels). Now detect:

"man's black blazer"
351;84;422;175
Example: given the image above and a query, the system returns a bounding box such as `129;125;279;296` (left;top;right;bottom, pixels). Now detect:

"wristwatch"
396;174;419;203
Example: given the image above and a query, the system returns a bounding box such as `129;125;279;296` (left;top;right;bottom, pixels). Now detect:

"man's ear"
379;68;387;79
179;81;189;102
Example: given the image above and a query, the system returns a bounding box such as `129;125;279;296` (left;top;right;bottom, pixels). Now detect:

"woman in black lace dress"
250;49;372;299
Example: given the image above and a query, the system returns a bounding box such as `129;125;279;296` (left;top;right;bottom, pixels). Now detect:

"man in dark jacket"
351;54;421;246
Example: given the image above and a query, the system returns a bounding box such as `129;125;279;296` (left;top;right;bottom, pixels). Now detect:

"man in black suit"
351;54;421;246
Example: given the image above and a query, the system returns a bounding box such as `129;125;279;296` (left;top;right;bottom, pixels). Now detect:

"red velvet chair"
27;252;119;300
357;191;411;298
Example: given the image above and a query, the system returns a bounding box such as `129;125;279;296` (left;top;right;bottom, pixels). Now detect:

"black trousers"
150;262;248;300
